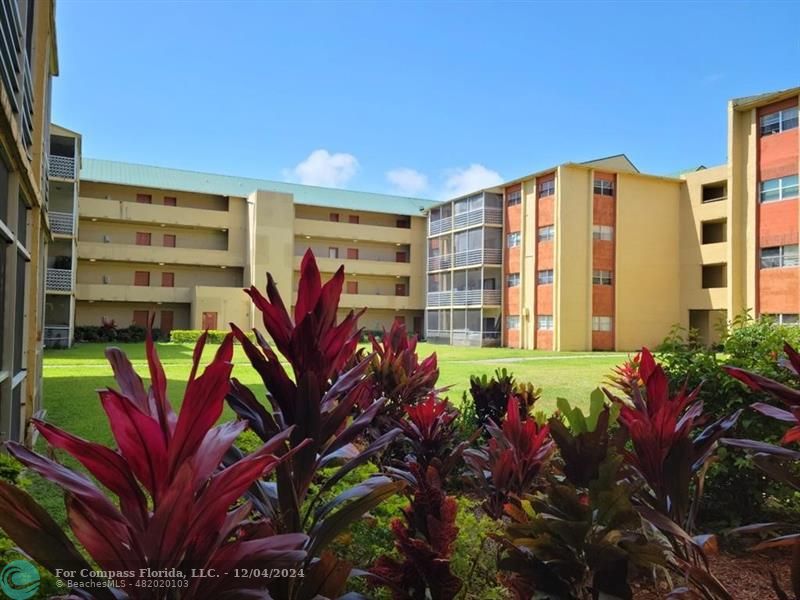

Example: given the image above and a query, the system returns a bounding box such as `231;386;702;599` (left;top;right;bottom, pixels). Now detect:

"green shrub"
73;324;158;343
656;314;800;526
170;329;255;344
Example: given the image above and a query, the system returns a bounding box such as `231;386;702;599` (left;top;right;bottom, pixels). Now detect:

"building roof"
579;153;639;173
731;86;800;110
80;158;437;216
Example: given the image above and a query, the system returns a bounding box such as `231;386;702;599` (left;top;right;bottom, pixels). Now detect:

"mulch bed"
632;550;791;599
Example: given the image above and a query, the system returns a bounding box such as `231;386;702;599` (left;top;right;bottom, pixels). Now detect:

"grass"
32;340;627;524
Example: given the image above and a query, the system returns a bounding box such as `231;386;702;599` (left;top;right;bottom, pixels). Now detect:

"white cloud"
441;164;503;198
386;168;429;195
288;149;359;187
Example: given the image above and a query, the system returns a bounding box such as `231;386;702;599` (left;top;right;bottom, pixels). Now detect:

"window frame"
506;231;521;248
592;316;613;331
760;107;799;136
538;179;555;198
506;315;521;330
536;314;554;330
506;190;521;206
593;179;614;196
760;244;799;269
759;175;799;203
537;269;554;285
507;272;521;287
592;269;613;285
537;225;554;242
592;225;613;241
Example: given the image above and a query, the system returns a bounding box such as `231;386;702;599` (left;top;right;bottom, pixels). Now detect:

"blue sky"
54;1;800;199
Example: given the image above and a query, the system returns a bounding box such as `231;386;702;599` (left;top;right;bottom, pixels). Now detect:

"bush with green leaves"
170;329;256;344
74;324;157;343
656;315;800;526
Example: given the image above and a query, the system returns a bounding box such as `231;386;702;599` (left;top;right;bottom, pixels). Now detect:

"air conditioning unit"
103;235;111;243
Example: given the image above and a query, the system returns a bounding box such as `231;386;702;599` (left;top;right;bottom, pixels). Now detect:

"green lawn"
33;340;627;522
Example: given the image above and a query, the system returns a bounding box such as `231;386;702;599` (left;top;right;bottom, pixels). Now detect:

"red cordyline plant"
723;343;800;599
367;463;462;600
0;330;308;599
464;396;554;519
226;249;404;599
604;348;741;589
393;394;471;481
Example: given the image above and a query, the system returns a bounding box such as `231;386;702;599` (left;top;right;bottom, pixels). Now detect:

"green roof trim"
80;158;438;216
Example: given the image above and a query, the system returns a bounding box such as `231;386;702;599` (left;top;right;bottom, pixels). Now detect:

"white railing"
46;268;72;292
426;291;452;307
427;254;452;271
44;326;70;348
428;248;502;270
49;154;76;179
453;207;503;229
49;211;74;236
451;289;501;306
425;329;451;342
429;216;453;236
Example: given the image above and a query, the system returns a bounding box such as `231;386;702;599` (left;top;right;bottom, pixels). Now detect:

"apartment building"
0;0;59;443
44;159;434;341
425;87;800;351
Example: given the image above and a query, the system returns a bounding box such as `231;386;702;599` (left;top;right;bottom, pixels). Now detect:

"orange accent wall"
759;268;800;314
592;196;615;226
536;329;553;350
592;285;614;314
758;129;799;180
759;199;799;247
592;240;614;270
507;329;520;347
537;241;554;269
536;283;553;314
504;184;523;347
506;286;520;314
538;197;554;225
592;331;614;350
507;246;521;273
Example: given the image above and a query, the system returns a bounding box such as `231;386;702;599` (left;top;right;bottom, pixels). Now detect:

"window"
346;248;359;260
395;283;407;296
161;272;174;287
702;264;727;288
348;215;359;224
761;245;799;268
135;232;151;246
537;269;554;284
163;196;177;207
507;190;521;206
202;312;218;330
538;179;555;198
136;194;152;204
396;218;410;228
592;225;613;241
507;232;521;248
328;247;339;259
133;310;149;327
702;183;727;203
702;220;727;244
593;270;613;285
163;234;176;247
766;313;800;325
760;107;799;136
760;175;799;203
538;225;554;242
593;179;614;196
134;271;150;286
507;272;520;287
506;315;520;329
329;213;340;222
537;315;554;330
592;316;613;331
346;281;358;294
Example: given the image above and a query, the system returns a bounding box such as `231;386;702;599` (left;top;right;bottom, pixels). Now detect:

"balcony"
425;329;452;343
295;218;412;245
49;211;74;236
79;197;235;230
429;217;453;237
453;207;503;230
46;268;73;292
452;289;501;306
428;248;502;271
338;293;417;311
452;330;501;347
700;242;727;265
49;155;76;179
426;291;452;307
299;255;412;278
77;241;244;268
75;284;192;304
44;326;71;348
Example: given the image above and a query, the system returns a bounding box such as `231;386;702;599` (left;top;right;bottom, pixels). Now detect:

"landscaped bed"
2;250;800;599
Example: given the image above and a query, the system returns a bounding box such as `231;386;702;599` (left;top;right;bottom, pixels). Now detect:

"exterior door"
161;310;174;334
395;251;407;263
202;311;218;330
133;310;149;327
329;247;339;259
347;248;359;260
163;234;176;247
413;316;423;335
134;271;150;286
136;194;152;204
329;213;339;222
395;283;407;296
163;196;177;206
346;281;358;294
348;215;359;224
161;272;175;287
136;232;152;246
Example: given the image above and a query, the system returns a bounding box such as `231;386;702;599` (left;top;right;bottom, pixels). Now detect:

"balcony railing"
427;248;502;270
44;326;71;348
451;289;501;306
49;154;76;179
49;211;74;236
426;291;451;307
452;330;501;347
429;216;453;236
46;268;72;292
425;329;451;342
452;207;503;230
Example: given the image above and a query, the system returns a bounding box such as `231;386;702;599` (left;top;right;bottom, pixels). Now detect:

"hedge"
74;325;161;343
170;329;255;344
